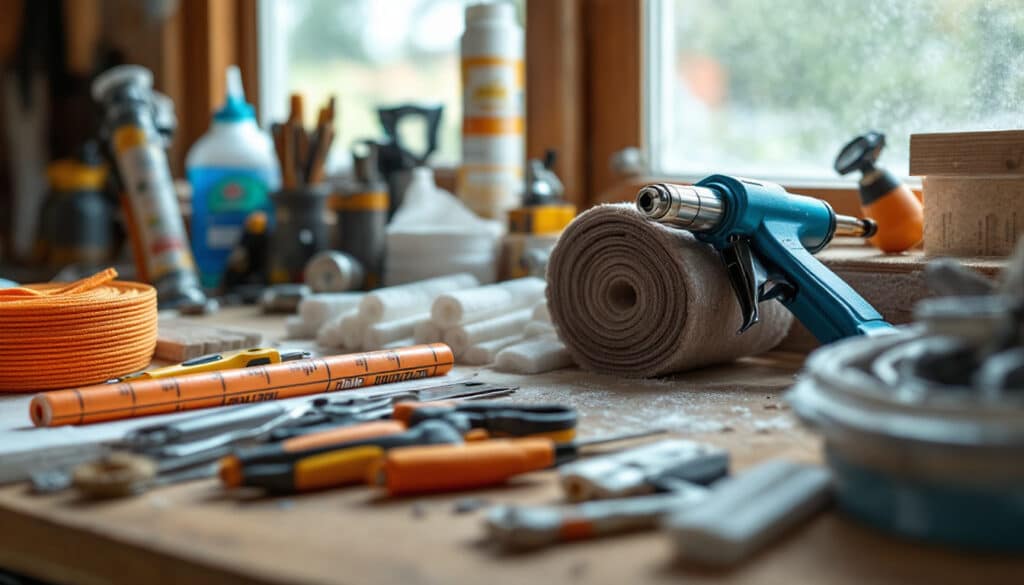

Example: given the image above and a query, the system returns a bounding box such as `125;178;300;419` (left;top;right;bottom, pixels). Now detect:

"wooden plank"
526;0;585;205
909;130;1024;177
585;0;644;204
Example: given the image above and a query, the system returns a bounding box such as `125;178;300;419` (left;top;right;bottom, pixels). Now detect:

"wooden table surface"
0;308;1021;585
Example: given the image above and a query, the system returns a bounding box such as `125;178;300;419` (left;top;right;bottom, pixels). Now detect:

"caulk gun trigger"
720;236;761;335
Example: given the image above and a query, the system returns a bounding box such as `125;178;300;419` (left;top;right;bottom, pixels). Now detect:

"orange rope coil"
0;268;157;392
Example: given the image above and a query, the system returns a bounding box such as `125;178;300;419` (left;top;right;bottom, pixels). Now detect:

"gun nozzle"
635;183;724;231
835;214;877;239
636;186;670;219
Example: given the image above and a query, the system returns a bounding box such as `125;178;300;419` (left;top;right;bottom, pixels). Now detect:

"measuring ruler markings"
30;344;454;427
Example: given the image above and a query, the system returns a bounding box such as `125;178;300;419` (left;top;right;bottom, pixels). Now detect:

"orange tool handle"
294;445;384;492
374;437;556;496
391;400;456;425
218;420;406;488
863;184;923;253
30;344;454;427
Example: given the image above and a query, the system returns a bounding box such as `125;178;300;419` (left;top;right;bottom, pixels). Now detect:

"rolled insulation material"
494;336;574;374
462;334;524;366
359;273;480;323
547;204;792;377
431;277;546;327
444;308;533;355
363;313;430;350
299;292;365;327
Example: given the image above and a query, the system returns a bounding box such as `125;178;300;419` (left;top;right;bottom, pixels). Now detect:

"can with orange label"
458;2;524;220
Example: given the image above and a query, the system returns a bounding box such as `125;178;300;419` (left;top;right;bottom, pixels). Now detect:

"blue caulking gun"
636;175;893;344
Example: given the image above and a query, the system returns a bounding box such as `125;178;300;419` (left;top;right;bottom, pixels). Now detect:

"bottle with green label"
187;65;280;289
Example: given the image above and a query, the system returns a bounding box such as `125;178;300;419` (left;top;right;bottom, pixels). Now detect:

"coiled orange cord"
0;268;157;392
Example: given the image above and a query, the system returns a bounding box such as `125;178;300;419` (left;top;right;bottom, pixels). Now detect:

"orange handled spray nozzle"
834;131;923;253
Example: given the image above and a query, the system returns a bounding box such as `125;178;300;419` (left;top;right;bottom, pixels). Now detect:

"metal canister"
268;186;329;284
331;142;388;289
91;65;206;308
37;143;112;268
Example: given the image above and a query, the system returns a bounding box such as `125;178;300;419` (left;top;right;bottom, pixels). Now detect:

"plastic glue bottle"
187;66;280;289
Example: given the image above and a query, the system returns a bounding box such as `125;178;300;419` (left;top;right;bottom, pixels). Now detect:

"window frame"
587;0;867;212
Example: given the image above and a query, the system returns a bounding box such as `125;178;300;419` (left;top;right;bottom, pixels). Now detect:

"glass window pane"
648;0;1024;182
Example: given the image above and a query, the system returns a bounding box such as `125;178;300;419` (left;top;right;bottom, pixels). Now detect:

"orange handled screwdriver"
835;131;923;253
371;428;667;497
219;419;406;488
222;419;465;493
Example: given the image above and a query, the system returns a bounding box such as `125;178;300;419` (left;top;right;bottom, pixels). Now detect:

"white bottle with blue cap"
187;65;280;290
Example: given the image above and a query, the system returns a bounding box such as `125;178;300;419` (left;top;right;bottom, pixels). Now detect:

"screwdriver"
219;420;407;488
371;429;668;497
221;419;463;493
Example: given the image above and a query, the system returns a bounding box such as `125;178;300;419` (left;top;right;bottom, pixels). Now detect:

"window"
648;0;1024;184
259;0;523;171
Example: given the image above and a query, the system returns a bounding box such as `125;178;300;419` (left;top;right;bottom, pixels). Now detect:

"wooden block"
155;319;264;362
777;242;1005;352
922;176;1024;256
910;130;1024;177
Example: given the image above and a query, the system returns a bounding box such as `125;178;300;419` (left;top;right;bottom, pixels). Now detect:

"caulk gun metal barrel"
637;183;877;239
635;176;891;344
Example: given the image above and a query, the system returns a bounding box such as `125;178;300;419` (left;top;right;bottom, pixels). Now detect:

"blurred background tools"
34;141;112;270
834;131;923;253
30;343;454;427
265;93;337;285
91;65;207;310
500;149;575;280
636;176;891;343
375;104;443;217
0;268;156;392
328;140;388;289
272;93;336;191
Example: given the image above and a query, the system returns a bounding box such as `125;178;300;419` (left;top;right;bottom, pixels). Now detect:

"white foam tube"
316;322;345;348
285;315;317;339
531;300;550;323
341;313;367;350
363;313;430;350
444;308;533;355
462;335;524;366
359;273;480;323
414;320;444;344
299;292;364;326
431;277;546;328
494;336;575;374
314;308;356;347
523;320;556;338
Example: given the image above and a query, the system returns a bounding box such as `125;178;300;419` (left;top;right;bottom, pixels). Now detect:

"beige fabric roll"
546;204;792;378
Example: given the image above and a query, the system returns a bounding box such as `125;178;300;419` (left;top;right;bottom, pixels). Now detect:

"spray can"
92;65;206;308
459;2;524;219
331;141;388;289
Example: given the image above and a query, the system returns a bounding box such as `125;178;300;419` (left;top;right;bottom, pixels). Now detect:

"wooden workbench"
0;308;1021;585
